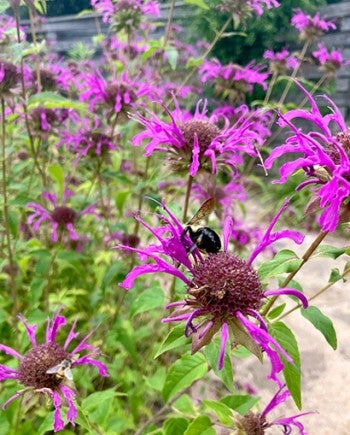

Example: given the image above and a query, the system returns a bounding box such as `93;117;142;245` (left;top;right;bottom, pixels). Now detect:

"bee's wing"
186;198;215;225
46;363;62;374
64;368;74;381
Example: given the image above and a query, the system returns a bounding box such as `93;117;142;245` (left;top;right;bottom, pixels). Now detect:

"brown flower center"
51;206;77;225
189;252;264;317
18;342;69;390
179;120;220;154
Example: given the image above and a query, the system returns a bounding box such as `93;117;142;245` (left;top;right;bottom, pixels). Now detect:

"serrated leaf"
220;395;259;416
183;0;209;10
154;325;189;359
316;245;347;259
203;400;232;426
162;353;208;402
184;416;214;435
258;249;303;280
131;282;164;317
164;417;189;435
269;322;301;409
301;306;337;350
203;339;234;392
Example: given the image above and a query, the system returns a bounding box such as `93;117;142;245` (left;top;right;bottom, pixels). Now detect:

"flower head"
263;48;298;74
131;98;262;177
218;0;279;19
27;189;100;242
312;43;349;75
118;200;307;386
291;9;336;42
235;385;313;434
265;82;350;232
200;59;268;103
0;311;108;432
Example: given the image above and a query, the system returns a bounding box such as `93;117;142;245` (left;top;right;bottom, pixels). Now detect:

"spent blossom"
27;189;100;242
131;97;263;177
118;199;307;386
265;82;350;232
234;385;313;434
291;9;336;41
0;311;108;432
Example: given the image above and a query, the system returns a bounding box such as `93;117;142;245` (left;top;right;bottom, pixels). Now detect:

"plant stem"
173;15;232;100
277;40;310;107
1;98;18;315
182;174;193;222
278;266;350;321
28;7;41;93
163;0;176;49
263;70;278;105
262;231;329;316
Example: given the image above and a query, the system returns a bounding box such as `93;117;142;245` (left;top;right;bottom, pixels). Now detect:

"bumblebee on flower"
118;200;308;386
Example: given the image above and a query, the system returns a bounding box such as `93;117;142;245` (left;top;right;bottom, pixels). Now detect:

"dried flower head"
0;311;108;432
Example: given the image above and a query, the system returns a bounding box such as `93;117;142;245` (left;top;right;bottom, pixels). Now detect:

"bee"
46;358;74;384
182;198;221;254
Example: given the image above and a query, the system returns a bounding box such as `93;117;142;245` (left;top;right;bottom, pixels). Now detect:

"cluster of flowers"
0;0;349;433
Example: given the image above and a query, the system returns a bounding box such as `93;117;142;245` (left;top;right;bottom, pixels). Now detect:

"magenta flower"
131;98;262;177
0;311;108;432
312;43;349;75
58;118;117;158
200;59;268;103
291;9;336;41
218;0;279;17
118;200;307;386
263;48;298;74
27;190;100;242
236;385;313;434
265;82;350;232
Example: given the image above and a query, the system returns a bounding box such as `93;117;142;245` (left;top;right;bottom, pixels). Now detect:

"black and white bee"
182;198;221;254
46;358;74;384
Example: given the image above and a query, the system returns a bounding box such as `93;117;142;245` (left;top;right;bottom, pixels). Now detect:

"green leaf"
8;209;19;237
0;1;9;14
146;367;166;392
81;389;116;412
203;339;234;392
154;325;189;359
267;303;286;320
164;417;189;435
184;416;214;435
220;394;259;416
202;400;232;426
183;0;209;10
269;322;302;409
258;249;303;280
329;268;344;283
162;353;208;402
186;57;204;68
131;282;164;317
315;245;347;259
166;47;178;70
48;164;64;197
301;306;337;350
115;191;130;216
27;92;87;112
173;394;195;414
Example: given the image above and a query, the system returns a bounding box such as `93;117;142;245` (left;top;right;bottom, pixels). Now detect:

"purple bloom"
218;0;279;17
312;43;350;75
0;311;108;432
264;48;298;74
291;9;336;41
236;385;314;434
118;200;306;386
265;82;350;232
58;118;117;158
27;189;100;242
200;59;268;103
131;98;262;177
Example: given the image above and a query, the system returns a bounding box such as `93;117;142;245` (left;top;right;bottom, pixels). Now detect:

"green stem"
277;40;310;107
263;70;278;105
262;231;329;316
1;98;18;315
163;0;176;49
182;174;193;222
278;266;350;321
